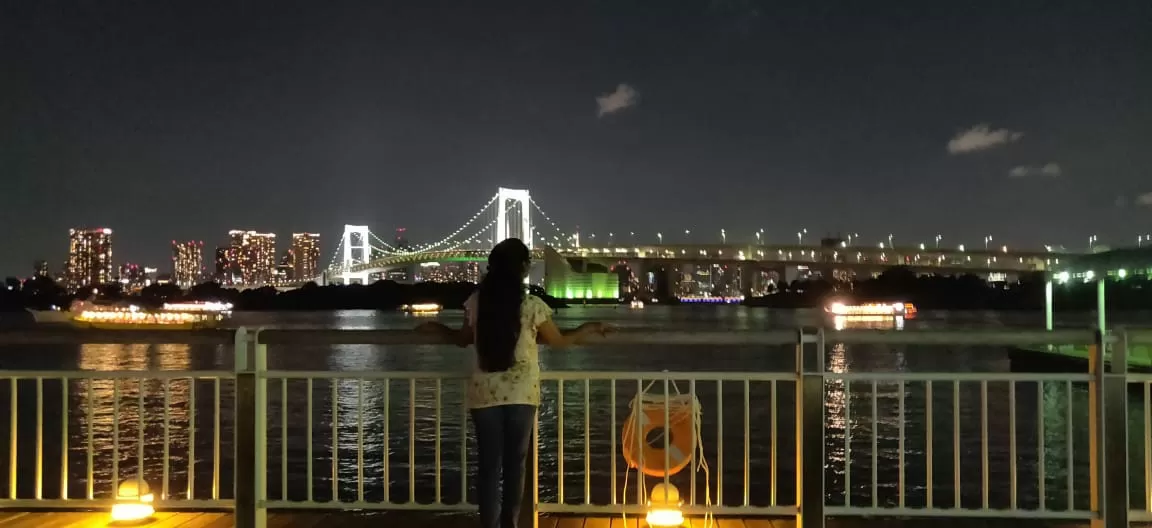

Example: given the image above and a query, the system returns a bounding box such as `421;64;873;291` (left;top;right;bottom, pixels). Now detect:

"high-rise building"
214;246;237;285
291;233;320;281
117;263;147;293
33;260;49;278
171;240;204;288
66;228;113;290
275;251;293;283
395;228;411;251
227;230;276;285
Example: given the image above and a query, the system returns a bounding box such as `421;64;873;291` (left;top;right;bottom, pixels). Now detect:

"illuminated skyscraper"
214;246;238;285
291;233;320;281
395;228;411;251
227;230;276;285
66;228;113;290
117;263;147;293
171;240;204;288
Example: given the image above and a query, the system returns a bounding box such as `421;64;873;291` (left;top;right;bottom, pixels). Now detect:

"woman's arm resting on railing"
536;321;612;349
414;322;473;347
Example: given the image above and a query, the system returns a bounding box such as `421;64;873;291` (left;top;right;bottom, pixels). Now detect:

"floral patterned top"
463;292;553;409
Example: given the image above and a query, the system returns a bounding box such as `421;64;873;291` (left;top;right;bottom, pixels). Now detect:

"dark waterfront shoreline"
8;267;1152;316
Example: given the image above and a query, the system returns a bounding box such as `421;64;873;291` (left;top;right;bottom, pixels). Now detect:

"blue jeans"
471;404;536;528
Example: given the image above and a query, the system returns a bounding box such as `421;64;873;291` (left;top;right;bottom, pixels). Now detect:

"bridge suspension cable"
326;237;346;271
437;216;498;253
530;197;572;247
367;232;400;254
385;193;499;255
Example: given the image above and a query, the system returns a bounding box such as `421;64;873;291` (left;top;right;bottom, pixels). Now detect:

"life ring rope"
619;378;715;527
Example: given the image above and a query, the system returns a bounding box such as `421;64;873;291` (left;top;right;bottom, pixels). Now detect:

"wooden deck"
0;512;1143;528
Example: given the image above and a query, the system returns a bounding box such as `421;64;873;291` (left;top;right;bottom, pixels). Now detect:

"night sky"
2;1;1150;276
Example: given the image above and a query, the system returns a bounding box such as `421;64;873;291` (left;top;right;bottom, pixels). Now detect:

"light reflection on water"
0;307;1147;512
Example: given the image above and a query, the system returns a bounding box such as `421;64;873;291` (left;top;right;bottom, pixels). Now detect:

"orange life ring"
621;396;696;477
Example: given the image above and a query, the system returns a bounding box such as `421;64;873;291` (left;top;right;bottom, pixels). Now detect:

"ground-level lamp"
111;480;155;523
646;482;684;527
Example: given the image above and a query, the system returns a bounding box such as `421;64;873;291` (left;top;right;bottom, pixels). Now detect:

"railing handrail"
0;369;234;379
0;326;1129;346
0;329;235;345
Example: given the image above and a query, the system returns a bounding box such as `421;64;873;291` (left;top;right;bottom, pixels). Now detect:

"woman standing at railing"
417;238;612;528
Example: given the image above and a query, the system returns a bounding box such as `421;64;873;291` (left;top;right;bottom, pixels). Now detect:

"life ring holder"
618;378;715;527
621;385;700;478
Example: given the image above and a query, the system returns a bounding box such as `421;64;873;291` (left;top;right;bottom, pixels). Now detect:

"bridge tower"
495;187;532;249
339;224;372;285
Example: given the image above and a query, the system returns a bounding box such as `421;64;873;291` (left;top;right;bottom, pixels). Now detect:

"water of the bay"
0;306;1149;513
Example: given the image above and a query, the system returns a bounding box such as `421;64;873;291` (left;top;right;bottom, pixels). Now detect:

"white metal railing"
0;327;1147;528
1124;329;1152;524
0;370;235;509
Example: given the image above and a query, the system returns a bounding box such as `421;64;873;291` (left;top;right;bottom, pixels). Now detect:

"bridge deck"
0;512;1130;528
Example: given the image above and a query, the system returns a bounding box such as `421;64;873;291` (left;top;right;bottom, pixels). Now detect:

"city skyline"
2;2;1150;275
15;217;1143;283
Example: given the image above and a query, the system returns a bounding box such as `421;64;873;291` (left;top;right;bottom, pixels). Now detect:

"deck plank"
609;516;641;528
0;513;32;526
556;516;587;528
582;516;613;528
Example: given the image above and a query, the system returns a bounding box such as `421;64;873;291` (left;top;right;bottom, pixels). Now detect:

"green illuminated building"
541;247;619;300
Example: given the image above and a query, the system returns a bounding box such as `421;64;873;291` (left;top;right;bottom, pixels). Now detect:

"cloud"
1008;163;1062;178
596;84;639;117
1137;192;1152;206
947;124;1024;154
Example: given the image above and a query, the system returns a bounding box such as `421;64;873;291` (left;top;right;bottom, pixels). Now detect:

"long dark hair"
475;238;531;372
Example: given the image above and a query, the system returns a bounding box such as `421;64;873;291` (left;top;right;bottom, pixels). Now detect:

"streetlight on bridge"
797;228;807;245
984;235;993;250
684;229;691;242
657;232;663;244
755;231;761;245
721;229;726;244
935;234;942;248
887;233;894;249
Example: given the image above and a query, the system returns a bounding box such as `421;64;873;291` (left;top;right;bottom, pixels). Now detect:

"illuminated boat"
825;301;915;317
400;303;441;314
678;295;744;304
70;302;223;330
161;301;233;314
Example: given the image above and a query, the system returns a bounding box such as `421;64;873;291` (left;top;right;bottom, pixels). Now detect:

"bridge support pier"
339;271;371;285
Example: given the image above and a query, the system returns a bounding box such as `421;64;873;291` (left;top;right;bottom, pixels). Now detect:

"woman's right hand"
578;322;614;337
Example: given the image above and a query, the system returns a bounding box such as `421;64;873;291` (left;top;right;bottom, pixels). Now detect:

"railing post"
1090;329;1129;528
518;411;539;528
1044;278;1053;331
796;328;825;528
235;327;268;528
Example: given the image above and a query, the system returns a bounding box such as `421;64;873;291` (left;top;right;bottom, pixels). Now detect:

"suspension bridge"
284;186;1073;298
323;188;565;285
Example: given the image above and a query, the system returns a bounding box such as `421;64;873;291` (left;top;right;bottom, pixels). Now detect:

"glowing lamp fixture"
646;483;684;527
111;480;155;522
